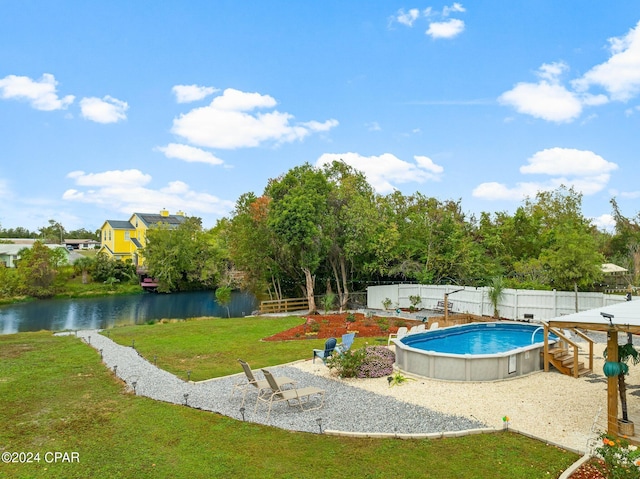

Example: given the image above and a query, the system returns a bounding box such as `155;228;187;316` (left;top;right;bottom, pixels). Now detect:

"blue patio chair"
312;337;337;363
336;332;356;354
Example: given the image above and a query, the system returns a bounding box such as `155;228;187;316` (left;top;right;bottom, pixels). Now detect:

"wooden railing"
259;297;309;314
543;323;594;378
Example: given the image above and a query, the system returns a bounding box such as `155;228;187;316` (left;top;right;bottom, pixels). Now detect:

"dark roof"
135;213;187;227
131;238;142;248
106;220;134;229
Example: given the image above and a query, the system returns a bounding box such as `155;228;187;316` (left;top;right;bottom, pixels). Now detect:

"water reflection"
0;291;258;334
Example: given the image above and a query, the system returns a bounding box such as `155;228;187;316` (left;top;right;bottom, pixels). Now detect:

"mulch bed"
263;312;421;341
566;459;605;479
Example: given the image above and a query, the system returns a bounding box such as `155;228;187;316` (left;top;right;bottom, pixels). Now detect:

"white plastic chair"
388;326;408;345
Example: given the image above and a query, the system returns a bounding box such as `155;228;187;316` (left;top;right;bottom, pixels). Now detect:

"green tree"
386;192;485;285
0;266;19;298
226;193;286;299
143;216;224;292
539;221;604;298
215;286;232;318
38;219;66;244
528;188;604;295
16;241;65;298
266;163;332;313
322;160;378;310
73;256;95;284
608;198;640;284
92;253;136;284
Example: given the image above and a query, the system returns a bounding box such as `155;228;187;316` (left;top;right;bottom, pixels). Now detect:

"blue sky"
2;1;640;233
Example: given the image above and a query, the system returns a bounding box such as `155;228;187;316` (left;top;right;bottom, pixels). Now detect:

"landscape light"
183;393;189;406
316;417;323;434
239;407;245;421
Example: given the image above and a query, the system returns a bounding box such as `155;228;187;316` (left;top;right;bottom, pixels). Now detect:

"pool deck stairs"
543;325;594;378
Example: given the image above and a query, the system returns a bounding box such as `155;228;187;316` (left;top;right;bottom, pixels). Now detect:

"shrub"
309;321;321;333
346;313;356;323
357;346;395;379
326;346;395;379
326;348;366;378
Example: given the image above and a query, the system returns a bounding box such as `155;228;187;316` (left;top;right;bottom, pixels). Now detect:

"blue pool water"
401;322;555;355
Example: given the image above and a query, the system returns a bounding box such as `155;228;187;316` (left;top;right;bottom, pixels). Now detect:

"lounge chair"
336;332;356;354
312;337;337;363
255;368;325;420
429;321;439;330
230;359;296;406
388;326;408;345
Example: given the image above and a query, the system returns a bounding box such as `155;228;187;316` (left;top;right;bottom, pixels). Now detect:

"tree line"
142;161;638;311
0;220;99;242
2;161;639;307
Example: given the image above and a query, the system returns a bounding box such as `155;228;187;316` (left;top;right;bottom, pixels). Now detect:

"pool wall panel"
394;322;551;382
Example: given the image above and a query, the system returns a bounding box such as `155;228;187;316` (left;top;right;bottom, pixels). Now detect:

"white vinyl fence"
367;284;626;321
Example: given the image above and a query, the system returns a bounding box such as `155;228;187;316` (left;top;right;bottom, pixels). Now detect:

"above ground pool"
393;322;557;381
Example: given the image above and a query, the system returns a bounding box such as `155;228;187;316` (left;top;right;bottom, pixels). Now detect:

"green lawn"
104;315;378;381
0;325;579;478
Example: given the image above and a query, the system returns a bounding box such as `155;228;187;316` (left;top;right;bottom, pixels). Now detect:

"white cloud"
63;169;234;216
498;81;582;123
472;181;543;201
80;96;128;123
210;88;277;111
572;21;640;101
172;84;218;103
67;169;151;187
502;22;640;122
592;214;616;231
473;148;617;201
396;8;420;27
156;143;224;165
172;88;338;149
442;3;465;16
366;121;381;131
0;73;74;111
426;19;465;39
620;190;640;199
520;148;618;176
315;152;443;193
536;61;568;82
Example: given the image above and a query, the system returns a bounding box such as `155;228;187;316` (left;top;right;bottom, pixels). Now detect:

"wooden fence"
259;297;309;314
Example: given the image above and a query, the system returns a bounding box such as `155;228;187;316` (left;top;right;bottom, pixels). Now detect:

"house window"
125;231;130;240
108;230;111;241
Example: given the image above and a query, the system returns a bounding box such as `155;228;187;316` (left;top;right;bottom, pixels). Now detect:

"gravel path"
62;330;486;436
59;329;640;454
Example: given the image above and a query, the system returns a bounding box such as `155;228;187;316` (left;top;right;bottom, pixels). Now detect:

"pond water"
0;291;259;335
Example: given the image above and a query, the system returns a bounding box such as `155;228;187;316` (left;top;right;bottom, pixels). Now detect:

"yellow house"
99;209;187;267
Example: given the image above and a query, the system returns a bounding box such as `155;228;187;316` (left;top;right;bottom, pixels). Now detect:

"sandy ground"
293;342;640;453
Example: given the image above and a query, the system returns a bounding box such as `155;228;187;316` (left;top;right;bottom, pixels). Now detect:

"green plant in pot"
604;340;640;434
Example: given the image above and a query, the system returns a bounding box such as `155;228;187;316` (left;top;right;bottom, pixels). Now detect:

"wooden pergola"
546;299;640;441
